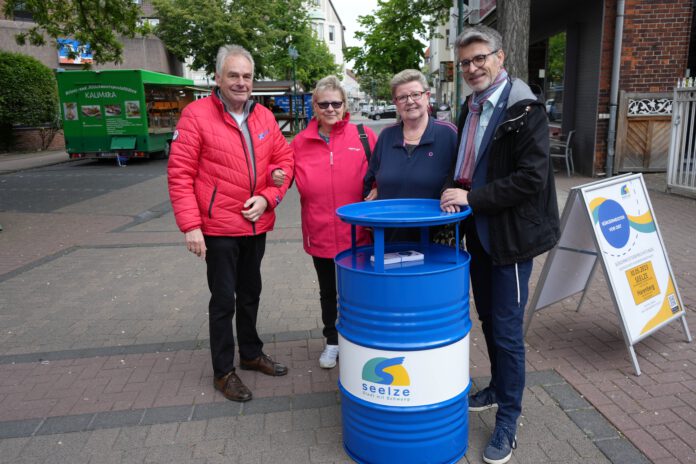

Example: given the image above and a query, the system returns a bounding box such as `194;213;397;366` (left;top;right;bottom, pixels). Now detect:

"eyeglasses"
316;101;343;109
395;91;425;104
458;50;499;71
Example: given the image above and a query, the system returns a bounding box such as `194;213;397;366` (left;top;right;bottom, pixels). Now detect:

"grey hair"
312;75;347;106
455;25;503;52
390;69;429;98
215;44;255;76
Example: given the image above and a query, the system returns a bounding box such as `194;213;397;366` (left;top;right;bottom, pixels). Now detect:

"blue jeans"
467;225;532;428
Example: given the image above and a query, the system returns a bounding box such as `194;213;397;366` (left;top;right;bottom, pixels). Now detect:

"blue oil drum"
335;199;472;464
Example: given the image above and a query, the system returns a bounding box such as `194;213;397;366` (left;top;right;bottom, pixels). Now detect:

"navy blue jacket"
363;117;458;200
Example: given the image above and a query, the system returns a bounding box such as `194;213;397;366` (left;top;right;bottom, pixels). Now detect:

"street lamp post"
456;0;465;120
288;45;299;133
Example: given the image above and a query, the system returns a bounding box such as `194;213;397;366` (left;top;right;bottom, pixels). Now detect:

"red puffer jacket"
290;115;376;258
168;92;294;236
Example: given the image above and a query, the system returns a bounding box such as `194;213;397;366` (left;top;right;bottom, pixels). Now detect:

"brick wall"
3;128;65;153
596;0;693;172
621;0;693;92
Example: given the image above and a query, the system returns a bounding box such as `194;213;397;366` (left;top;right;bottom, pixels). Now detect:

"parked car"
369;104;397;120
545;99;562;122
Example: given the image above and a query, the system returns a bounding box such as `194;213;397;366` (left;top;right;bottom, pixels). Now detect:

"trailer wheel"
153;141;171;160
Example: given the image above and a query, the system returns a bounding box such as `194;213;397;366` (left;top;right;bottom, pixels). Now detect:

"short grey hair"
455;25;503;52
215;44;255;76
312;75;347;106
390;69;429;98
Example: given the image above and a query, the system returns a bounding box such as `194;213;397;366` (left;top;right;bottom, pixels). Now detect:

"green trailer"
56;69;197;160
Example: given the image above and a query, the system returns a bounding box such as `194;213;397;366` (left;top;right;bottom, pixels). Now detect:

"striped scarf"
454;69;509;188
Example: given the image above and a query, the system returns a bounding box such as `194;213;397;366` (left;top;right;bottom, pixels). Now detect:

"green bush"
0;51;59;130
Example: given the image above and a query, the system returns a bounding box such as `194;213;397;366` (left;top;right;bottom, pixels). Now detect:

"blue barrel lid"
337;199;470;227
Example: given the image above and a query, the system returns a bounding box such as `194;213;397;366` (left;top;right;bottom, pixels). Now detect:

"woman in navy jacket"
363;69;458;240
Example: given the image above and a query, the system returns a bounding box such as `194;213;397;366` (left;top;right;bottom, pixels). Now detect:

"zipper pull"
330;152;334;165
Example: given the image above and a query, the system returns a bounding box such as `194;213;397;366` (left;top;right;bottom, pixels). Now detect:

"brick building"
530;0;694;176
433;1;696;177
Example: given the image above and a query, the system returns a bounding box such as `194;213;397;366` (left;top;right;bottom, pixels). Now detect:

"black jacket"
448;78;560;265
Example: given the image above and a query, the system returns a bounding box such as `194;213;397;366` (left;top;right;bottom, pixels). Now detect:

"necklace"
402;121;427;143
403;131;423;143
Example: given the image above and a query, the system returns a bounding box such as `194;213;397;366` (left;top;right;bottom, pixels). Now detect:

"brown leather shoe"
240;353;288;376
213;371;252;402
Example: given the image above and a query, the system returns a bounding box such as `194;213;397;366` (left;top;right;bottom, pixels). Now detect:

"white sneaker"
319;345;339;369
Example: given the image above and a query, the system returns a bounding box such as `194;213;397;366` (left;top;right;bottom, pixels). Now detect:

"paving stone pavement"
1;153;693;462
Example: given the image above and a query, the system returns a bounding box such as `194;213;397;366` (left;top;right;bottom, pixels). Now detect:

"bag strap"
357;124;371;162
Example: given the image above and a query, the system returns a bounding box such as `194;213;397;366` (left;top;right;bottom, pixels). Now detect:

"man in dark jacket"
440;25;560;464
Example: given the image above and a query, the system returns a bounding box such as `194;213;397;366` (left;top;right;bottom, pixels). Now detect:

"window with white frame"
329;25;335;43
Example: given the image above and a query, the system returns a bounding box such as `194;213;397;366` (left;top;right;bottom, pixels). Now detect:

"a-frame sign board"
523;173;691;375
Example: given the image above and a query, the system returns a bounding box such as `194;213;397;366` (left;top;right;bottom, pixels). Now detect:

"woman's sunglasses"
316;101;344;109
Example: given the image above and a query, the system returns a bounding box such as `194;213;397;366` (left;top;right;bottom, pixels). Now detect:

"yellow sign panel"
625;261;660;305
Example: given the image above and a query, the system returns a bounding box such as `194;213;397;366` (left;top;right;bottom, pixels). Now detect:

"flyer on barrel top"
581;174;684;344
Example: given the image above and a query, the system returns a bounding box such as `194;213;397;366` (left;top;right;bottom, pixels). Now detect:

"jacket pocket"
516;201;542;225
208;185;218;218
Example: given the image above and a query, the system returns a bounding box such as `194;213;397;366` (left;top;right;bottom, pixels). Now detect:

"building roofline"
327;0;347;49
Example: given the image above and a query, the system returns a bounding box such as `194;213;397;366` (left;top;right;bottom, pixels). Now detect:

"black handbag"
431;223;466;250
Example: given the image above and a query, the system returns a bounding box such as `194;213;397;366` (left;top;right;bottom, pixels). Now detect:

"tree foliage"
0;51;58;128
344;0;456;82
1;0;142;64
0;51;59;149
346;0;535;84
152;0;338;89
357;72;392;101
547;32;566;84
345;0;430;76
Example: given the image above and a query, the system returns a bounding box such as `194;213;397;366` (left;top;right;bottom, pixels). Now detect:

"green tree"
1;0;142;64
257;1;339;89
0;51;59;150
345;0;429;76
153;0;338;89
344;0;454;80
283;33;340;90
358;73;392;101
547;32;566;84
347;0;535;81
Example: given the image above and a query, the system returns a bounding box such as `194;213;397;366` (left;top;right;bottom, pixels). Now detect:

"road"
0;159;167;213
0;116;690;463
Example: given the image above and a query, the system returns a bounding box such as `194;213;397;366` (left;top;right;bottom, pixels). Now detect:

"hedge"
0;51;59;129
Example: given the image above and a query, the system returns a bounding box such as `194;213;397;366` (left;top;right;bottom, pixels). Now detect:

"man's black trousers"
204;234;266;379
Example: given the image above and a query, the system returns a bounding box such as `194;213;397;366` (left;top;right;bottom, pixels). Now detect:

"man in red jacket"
168;44;294;402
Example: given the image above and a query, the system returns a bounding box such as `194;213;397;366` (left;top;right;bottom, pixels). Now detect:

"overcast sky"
333;0;378;47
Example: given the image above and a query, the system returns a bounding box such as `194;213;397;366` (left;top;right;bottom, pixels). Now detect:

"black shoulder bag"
357;124;371;162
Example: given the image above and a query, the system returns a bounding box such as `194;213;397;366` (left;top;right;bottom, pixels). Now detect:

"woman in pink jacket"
274;76;376;368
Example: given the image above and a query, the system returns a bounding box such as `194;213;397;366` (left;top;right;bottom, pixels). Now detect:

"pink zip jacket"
290;114;377;258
